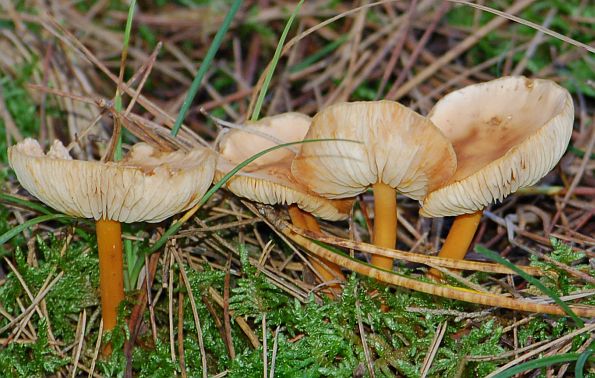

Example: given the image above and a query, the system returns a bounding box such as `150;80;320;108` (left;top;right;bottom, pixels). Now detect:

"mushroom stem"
96;218;125;355
288;205;345;292
302;211;322;234
371;182;397;270
428;211;483;279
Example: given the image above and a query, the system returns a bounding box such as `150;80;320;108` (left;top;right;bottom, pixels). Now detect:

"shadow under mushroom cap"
8;138;216;223
215;159;353;221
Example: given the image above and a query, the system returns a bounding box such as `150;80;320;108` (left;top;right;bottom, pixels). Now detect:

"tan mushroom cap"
8;138;216;223
420;76;574;217
219;112;311;168
291;100;457;200
216;112;354;221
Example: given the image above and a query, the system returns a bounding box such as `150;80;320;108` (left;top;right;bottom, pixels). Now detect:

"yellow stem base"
371;182;397;270
428;211;483;280
96;219;125;356
288;205;345;294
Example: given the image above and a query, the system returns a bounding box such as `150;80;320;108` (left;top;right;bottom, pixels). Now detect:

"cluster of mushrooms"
7;76;577;351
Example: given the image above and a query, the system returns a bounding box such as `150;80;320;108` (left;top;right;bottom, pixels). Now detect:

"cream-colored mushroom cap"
216;112;353;221
291;101;457;200
8;138;216;223
420;76;574;217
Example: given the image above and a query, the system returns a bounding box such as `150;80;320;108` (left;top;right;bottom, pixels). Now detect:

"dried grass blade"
171;248;208;378
276;221;595;317
390;0;535;100
293;226;543;276
448;0;595;53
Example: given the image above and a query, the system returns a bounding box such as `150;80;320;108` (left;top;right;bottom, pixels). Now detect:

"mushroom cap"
8;138;216;223
219;112;311;169
216;112;354;221
420;76;574;217
291;100;457;200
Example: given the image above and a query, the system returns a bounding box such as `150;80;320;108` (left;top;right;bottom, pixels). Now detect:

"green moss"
0;236;98;343
230;245;290;322
431;320;504;377
133;341;179;377
0;318;69;377
529;238;591;296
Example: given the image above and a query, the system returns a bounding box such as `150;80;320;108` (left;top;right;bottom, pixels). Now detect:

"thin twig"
390;0;536;100
485;323;595;378
262;313;268;378
355;285;375;378
0;272;64;334
269;325;281;378
420;321;447;378
70;309;86;378
88;320;103;378
178;281;188;378
172;247;208;378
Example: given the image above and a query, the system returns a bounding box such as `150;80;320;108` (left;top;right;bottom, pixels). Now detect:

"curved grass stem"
280;223;595;317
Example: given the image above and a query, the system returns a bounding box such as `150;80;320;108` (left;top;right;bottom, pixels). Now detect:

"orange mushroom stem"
95;219;125;355
288;205;345;293
428;211;482;279
291;101;456;273
421;77;575;280
371;182;397;270
8;139;216;357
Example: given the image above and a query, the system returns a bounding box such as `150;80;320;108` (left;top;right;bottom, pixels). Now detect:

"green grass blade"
114;0;137;161
0;193;54;215
250;0;304;121
122;0;136;54
475;245;584;326
575;340;594;378
130;255;146;290
171;0;243;137
147;137;358;253
492;353;587;378
568;145;595;160
288;35;347;73
0;193;94;229
0;214;72;246
124;238;133;291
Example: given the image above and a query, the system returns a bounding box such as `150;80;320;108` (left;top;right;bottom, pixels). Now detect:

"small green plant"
529;238;591;297
0;318;69;377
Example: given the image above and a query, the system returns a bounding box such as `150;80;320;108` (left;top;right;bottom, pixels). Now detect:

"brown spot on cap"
488;116;502;127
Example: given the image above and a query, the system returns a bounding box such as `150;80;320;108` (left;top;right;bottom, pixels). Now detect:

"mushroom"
292;101;457;270
8;138;216;351
216;112;352;291
420;77;574;277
